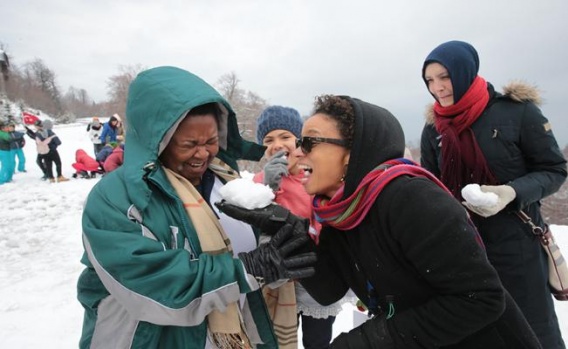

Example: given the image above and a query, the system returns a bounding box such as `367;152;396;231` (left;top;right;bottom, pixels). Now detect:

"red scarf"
434;76;496;200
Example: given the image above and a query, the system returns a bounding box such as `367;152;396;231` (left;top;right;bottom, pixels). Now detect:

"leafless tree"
15;58;64;117
216;72;241;102
0;43;9;97
62;86;97;119
216;72;268;172
106;64;145;123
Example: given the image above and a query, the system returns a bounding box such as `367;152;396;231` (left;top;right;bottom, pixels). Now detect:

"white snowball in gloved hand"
219;178;275;209
461;184;498;207
462;184;516;218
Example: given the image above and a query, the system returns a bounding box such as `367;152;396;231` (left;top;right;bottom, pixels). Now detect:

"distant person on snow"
25;120;69;183
102;143;124;173
72;149;102;179
0;121;16;185
99;114;120;145
8;122;26;173
24;121;49;180
113;113;125;142
95;141;118;167
86;116;103;157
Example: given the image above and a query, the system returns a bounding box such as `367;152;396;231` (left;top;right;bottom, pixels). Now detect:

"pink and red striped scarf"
312;159;449;230
312;158;484;247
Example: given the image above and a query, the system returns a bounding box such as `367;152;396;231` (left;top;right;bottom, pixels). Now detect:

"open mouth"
188;162;205;168
298;164;313;174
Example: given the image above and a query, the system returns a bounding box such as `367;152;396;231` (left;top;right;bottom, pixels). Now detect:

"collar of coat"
425;81;542;125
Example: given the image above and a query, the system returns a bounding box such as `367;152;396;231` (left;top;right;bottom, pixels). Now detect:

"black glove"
331;315;394;349
263;150;288;191
215;200;308;236
238;223;317;285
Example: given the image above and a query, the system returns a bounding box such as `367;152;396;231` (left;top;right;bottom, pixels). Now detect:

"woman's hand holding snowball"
461;184;516;218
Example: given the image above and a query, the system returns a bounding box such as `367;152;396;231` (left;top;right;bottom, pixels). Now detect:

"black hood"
342;97;405;199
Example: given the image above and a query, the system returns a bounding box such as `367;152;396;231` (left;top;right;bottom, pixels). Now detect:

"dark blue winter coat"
95;144;114;163
10;131;25;149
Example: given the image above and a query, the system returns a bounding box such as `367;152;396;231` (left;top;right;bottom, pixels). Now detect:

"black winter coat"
420;82;566;348
300;97;541;348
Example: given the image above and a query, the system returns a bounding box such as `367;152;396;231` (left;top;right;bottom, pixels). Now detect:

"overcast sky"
3;0;567;146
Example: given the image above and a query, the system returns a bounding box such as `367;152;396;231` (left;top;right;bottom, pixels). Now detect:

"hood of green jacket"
122;66;264;207
125;66;264;171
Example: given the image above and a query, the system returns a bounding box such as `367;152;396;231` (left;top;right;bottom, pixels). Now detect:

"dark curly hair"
312;95;355;149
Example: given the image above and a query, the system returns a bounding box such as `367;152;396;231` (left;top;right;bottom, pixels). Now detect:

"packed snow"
462;183;499;206
219;178;275;209
1;121;567;348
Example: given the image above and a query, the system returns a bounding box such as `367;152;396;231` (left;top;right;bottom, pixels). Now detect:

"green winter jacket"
77;66;276;348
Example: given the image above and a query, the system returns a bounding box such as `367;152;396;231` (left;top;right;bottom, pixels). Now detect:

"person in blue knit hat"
254;105;349;349
421;40;567;348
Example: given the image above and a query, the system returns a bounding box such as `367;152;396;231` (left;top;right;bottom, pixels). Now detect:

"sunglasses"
295;136;347;154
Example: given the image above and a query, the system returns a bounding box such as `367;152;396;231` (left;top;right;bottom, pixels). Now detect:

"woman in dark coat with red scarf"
217;94;542;348
420;40;567;348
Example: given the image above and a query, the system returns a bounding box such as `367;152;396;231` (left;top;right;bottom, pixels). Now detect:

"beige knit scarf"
163;163;251;349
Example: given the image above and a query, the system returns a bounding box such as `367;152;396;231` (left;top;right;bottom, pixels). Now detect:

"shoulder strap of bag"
515;210;550;244
517;210;568;300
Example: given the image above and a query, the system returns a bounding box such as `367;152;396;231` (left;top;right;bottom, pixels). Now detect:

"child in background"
95;142;118;167
9;122;26;173
0;121;15;185
41;119;68;183
71;149;102;179
24;121;49;180
254;106;347;349
86;116;103;157
25;120;68;183
99;114;120;145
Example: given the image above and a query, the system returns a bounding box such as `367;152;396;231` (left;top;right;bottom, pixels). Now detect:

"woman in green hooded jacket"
77;66;316;348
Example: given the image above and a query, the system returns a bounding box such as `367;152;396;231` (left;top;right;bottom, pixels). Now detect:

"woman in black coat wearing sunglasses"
219;94;542;348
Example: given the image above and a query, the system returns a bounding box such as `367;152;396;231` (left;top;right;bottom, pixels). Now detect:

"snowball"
219;178;275;209
461;184;498;207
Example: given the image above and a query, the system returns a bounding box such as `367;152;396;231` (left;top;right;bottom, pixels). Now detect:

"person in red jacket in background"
72;149;102;179
103;143;124;173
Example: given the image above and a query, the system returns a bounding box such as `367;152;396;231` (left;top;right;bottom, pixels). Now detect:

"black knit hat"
422;40;480;103
256;106;303;143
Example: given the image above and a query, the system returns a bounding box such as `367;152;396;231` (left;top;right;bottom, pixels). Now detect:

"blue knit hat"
256;106;303;143
422;40;480;103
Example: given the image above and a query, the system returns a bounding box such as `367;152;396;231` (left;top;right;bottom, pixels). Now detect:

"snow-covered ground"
0;121;567;347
